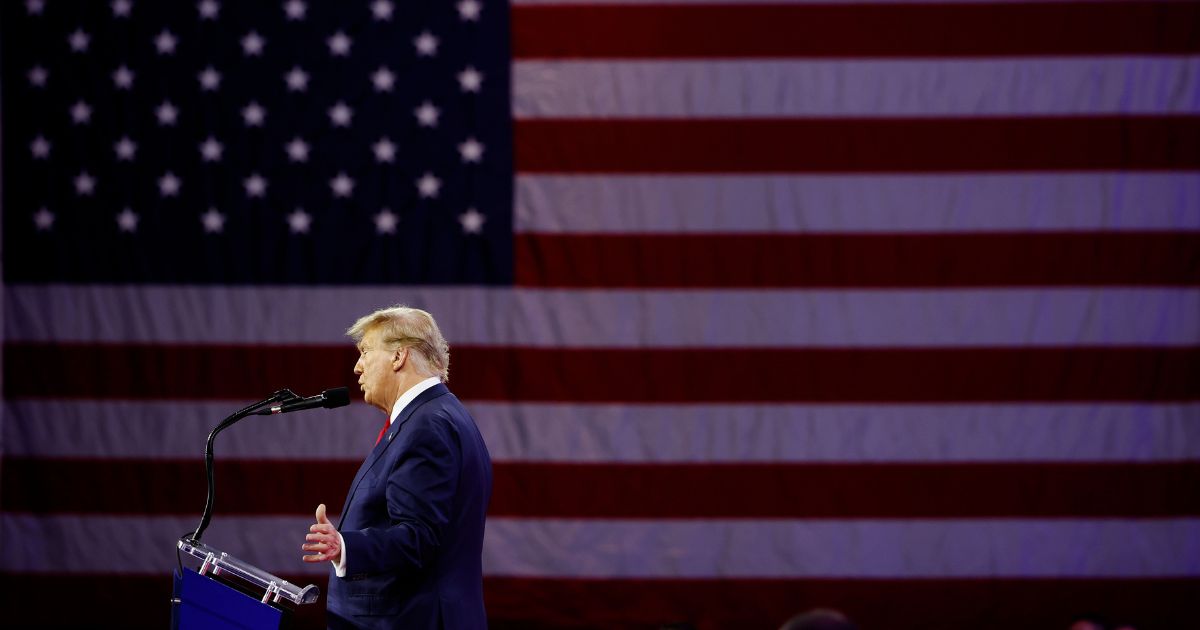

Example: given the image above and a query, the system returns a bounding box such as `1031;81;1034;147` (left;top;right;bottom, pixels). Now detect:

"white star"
284;66;309;92
244;173;268;198
70;101;92;125
458;137;484;163
459;208;486;234
372;137;396;163
330;172;355;198
199;136;223;162
416;172;441;199
111;0;133;17
241;31;265;56
28;65;49;87
458;67;483;93
283;0;306;20
371;66;395;92
30;135;51;159
414;31;438;57
370;0;393;21
68;29;90;53
328;101;353;127
327;31;352;57
197;0;220;20
287;208;311;233
116;207;139;232
158;171;182;197
285;137;309;162
156;100;179;126
242;101;266;126
374;208;398;234
457;0;482;22
154;30;178;55
34;207;55;231
198;66;221;91
114;136;137;161
75;171;97;196
112;65;135;89
26;0;45;16
201;207;225;233
414;101;440;127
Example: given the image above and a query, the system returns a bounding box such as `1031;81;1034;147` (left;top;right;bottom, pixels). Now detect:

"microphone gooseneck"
190;387;348;543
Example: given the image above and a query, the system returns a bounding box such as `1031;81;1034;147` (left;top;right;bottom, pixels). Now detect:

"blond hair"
347;305;450;382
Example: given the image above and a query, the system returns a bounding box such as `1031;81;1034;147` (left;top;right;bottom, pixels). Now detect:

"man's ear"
391;347;407;372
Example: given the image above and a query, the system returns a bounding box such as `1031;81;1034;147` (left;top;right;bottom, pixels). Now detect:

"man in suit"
302;305;493;629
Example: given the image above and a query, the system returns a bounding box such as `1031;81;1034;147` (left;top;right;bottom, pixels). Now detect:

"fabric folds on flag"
2;1;1198;629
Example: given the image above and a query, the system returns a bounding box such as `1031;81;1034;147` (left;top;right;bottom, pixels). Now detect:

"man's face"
353;329;400;413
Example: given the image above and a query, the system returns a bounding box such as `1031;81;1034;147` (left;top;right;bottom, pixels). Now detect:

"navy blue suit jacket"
328;383;492;630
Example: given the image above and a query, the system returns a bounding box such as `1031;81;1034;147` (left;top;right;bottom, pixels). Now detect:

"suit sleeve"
339;413;461;578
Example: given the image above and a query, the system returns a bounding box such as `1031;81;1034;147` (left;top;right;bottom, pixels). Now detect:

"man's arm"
340;414;461;577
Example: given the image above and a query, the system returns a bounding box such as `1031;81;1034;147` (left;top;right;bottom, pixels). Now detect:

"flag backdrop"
2;0;1199;628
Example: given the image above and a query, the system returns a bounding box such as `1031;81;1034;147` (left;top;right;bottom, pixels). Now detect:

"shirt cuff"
331;530;347;577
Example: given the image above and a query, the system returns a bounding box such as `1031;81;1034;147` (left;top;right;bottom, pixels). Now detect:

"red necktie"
375;420;389;446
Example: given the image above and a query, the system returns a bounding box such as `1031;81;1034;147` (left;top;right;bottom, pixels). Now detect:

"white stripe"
515;173;1200;233
473;402;1200;463
7;286;1199;347
1;401;382;460
0;514;329;576
515;58;1200;118
484;518;1200;578
4;514;1197;578
7;400;1199;463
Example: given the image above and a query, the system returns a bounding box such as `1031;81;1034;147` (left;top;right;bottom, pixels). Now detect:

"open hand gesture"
301;503;342;565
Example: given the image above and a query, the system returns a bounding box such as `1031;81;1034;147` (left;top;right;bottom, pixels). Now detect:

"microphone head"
322;387;351;409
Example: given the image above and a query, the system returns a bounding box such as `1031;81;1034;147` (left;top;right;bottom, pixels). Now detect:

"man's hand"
302;503;343;565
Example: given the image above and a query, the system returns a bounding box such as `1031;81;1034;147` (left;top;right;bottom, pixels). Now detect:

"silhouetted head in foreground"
780;608;858;630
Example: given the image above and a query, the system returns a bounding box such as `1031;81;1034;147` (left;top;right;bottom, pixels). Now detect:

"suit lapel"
337;383;450;529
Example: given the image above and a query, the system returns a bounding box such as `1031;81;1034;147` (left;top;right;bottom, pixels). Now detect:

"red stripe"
512;2;1200;59
493;462;1200;519
0;573;327;630
4;573;1198;630
515;117;1200;173
1;343;359;401
515;232;1200;288
487;577;1200;630
5;343;1198;402
4;458;1197;518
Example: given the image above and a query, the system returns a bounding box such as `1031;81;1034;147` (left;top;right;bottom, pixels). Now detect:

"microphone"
257;387;350;415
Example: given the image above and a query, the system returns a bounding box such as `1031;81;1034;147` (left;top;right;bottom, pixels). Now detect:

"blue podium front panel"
173;568;283;630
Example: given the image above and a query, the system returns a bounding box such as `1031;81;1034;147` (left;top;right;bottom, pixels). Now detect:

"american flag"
2;0;1199;628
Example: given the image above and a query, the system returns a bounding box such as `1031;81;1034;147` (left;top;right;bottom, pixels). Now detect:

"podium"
172;537;320;630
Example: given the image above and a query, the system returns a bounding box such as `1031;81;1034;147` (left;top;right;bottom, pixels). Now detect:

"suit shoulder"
400;403;462;441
